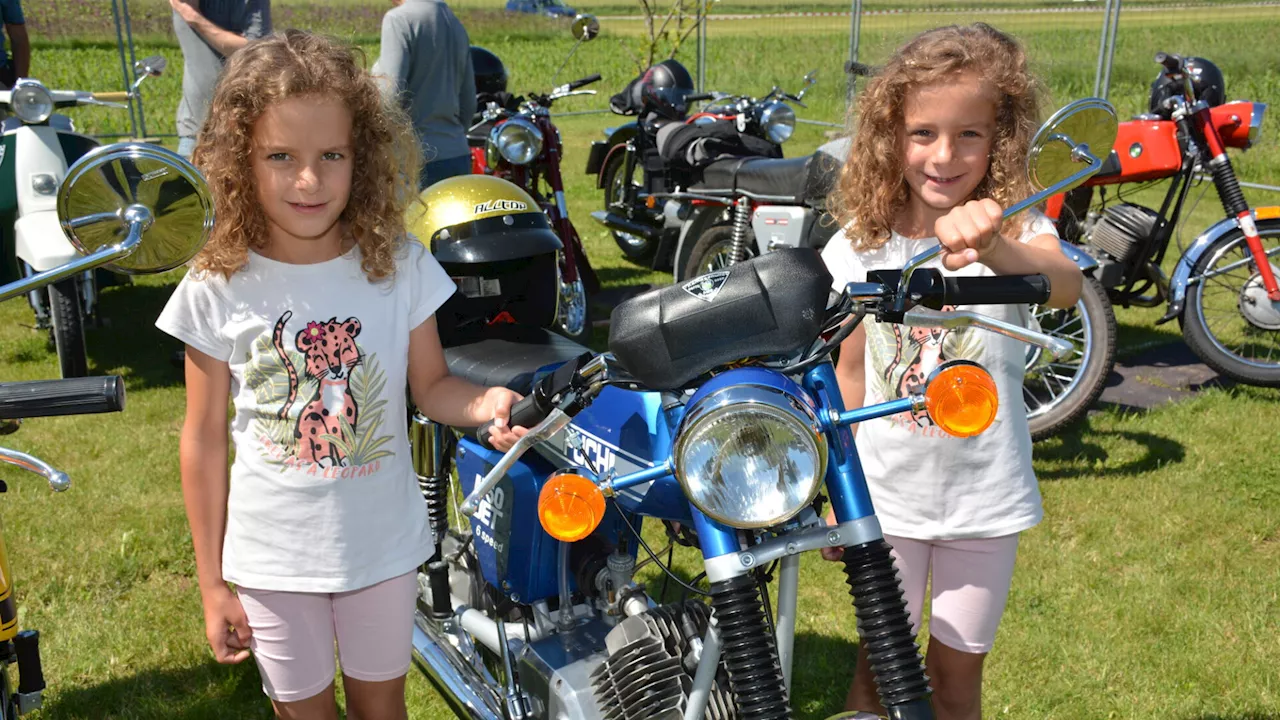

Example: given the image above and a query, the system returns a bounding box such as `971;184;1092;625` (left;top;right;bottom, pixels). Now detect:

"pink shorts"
884;533;1020;654
236;571;418;702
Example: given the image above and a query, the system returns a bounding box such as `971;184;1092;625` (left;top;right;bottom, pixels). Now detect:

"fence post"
1093;0;1121;100
697;0;708;93
846;0;862;104
110;0;141;141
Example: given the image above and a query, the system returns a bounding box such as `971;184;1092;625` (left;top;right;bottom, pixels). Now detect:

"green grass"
2;6;1280;719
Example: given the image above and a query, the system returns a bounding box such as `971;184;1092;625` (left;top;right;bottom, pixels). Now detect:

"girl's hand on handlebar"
935;198;1005;271
483;387;528;452
201;585;253;664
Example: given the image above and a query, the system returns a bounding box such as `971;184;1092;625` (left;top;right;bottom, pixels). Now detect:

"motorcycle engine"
1088;203;1159;265
591;601;738;719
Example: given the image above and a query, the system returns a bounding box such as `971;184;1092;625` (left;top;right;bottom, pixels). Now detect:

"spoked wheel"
683;224;757;280
1024;276;1116;440
603;153;656;264
1181;221;1280;385
555;256;592;344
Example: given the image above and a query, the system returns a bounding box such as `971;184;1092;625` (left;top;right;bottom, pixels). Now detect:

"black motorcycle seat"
694;155;814;202
443;325;591;394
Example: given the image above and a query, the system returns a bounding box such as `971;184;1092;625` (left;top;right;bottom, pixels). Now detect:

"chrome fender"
1159;212;1265;324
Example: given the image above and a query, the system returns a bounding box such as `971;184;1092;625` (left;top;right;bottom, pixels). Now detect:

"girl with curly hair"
155;30;525;719
819;24;1082;720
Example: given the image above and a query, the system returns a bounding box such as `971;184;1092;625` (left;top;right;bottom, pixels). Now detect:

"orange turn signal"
924;361;999;438
538;473;606;542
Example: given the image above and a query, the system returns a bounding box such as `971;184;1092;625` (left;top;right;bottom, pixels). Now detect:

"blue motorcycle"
410;98;1117;719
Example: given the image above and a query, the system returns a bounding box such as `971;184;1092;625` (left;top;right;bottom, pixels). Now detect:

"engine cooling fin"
590;600;738;720
1091;202;1159;265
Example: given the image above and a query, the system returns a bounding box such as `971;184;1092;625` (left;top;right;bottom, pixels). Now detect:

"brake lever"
902;306;1073;361
460;408;574;517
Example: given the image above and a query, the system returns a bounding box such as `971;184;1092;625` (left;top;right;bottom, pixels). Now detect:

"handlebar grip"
569;73;602;91
93;91;131;102
684;92;714;103
0;376;126;420
14;630;45;695
941;275;1052;306
475;393;551;452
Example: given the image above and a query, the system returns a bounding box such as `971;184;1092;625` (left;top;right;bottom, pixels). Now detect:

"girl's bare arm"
835;323;868;423
180;346;232;594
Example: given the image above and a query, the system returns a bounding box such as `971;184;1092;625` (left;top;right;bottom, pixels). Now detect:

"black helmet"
640;59;695;120
471;46;508;96
1148;56;1226;115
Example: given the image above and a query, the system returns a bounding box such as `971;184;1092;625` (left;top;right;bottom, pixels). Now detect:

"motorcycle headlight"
758;100;796;144
11;81;54;124
674;380;827;529
487;117;543;166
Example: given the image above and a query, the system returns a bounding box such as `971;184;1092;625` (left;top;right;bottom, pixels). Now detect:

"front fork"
809;364;936;719
1196;109;1280;301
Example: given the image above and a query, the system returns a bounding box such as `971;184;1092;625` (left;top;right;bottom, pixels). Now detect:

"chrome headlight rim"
487;116;544;166
673;383;828;530
11;80;55;125
758;100;796;144
1249;102;1267;146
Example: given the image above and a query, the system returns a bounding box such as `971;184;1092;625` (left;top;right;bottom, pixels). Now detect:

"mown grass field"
1;3;1279;719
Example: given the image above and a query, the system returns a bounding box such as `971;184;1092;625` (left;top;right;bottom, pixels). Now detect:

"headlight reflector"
758;100;796;144
924;360;998;438
488;117;543;166
12;81;54;124
674;381;826;529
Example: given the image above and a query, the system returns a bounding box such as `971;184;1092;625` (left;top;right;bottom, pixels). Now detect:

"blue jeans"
419;154;473;191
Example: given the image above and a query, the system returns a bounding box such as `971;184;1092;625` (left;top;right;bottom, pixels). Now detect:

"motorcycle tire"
602;153;658;264
49;278;89;379
1180;221;1280;386
1024;276;1116;440
683;224;757;280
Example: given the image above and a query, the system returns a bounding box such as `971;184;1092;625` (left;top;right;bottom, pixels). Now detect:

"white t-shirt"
820;212;1057;540
156;242;455;592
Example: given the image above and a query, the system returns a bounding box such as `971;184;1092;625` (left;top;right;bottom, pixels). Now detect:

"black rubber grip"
476;393;550;451
14;630;45;695
1156;52;1181;72
941;275;1051;306
684;92;714;103
0;376;126;420
569;73;602;90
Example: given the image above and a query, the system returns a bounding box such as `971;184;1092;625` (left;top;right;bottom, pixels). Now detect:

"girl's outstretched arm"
408;316;525;451
181;346;252;664
935;199;1083;308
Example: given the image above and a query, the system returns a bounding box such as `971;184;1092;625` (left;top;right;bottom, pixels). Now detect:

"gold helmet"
406;174;563;264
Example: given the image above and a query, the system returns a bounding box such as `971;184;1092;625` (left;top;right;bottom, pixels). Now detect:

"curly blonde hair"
190;30;421;281
832;23;1043;250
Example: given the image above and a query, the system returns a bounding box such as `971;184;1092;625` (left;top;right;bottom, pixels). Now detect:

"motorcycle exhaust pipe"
412;617;505;720
590;210;659;240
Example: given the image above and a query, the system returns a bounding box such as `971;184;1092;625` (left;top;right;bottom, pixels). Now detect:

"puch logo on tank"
474;199;528;214
682;270;730;303
565;425;616;473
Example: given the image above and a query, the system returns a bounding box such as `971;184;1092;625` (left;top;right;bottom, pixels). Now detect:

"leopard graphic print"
271;314;364;468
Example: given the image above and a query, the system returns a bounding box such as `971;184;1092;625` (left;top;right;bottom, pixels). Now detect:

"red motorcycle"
466;16;602;343
1025;52;1275;437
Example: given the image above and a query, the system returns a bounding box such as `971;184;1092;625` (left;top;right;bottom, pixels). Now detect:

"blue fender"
1159;211;1276;324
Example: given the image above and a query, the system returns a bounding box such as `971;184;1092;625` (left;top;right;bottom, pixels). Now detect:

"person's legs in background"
419;153;472;190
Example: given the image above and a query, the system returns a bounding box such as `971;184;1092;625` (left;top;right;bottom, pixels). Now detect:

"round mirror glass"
572;14;600;42
57;143;213;274
1027;98;1118;194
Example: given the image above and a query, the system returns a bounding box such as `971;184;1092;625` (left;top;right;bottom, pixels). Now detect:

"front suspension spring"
728;199;753;265
841;540;935;719
709;575;791;719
